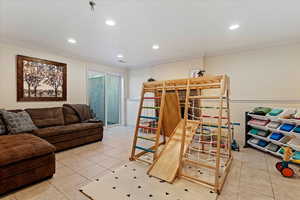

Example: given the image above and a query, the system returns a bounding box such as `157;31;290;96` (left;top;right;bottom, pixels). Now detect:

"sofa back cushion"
0;110;37;134
0;118;6;135
0;110;7;135
62;106;80;125
25;107;64;128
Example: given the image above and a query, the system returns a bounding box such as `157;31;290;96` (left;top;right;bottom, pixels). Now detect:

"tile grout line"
237;160;243;200
265;155;276;199
50;182;72;200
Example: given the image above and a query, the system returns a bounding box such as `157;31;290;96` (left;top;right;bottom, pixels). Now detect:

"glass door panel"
88;71;105;123
106;74;121;125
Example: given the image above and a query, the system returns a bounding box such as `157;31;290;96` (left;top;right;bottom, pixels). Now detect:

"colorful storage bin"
249;129;259;135
266;143;279;152
270;132;284;141
249;119;269;126
280;109;297;119
293;126;300;133
278;147;285;155
294;110;300;119
267;121;281;129
268;108;284;116
257;140;268;147
280;136;292;144
292;151;300;160
257;130;269;137
249;138;259;145
280;124;295;132
252;107;272;116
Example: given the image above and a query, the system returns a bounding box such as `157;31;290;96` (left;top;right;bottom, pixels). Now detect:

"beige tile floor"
1;126;299;200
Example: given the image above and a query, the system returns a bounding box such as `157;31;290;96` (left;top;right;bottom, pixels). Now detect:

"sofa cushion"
25;107;64;128
33;122;102;138
63;104;93;122
0;110;6;135
62;106;80;125
0;118;6;135
1;110;37;134
0;134;56;167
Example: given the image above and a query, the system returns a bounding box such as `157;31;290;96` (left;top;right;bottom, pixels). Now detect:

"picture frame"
16;55;67;101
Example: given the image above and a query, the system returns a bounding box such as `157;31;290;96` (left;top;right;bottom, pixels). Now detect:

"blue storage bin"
292;152;300;160
280;124;295;132
293;126;300;133
270;132;284;141
257;140;268;147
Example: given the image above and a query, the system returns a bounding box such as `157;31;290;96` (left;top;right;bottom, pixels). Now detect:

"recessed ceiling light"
229;24;240;30
67;38;77;44
117;54;124;58
105;19;116;26
152;44;160;50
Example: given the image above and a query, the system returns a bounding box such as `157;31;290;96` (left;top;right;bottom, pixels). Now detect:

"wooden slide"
148;119;199;183
162;93;181;137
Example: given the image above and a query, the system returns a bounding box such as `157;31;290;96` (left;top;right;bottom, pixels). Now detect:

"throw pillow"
0;109;6;135
0;110;37;134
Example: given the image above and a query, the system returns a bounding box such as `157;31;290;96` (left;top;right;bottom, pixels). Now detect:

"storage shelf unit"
244;112;300;164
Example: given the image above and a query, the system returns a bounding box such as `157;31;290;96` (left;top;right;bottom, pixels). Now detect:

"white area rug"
80;161;217;200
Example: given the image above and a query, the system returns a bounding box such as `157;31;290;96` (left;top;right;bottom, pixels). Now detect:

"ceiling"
1;0;300;68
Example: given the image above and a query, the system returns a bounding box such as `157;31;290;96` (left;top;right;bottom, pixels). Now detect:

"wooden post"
178;80;191;177
214;76;225;193
214;97;223;193
130;85;145;160
175;88;182;119
196;88;205;151
153;82;167;160
225;77;232;159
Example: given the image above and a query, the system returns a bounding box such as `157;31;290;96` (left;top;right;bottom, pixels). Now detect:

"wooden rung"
135;146;156;153
147;84;221;91
144;97;160;100
189;96;225;99
201;115;228;119
199;106;228;109
138;125;158;131
183;158;216;169
186;120;229;128
137;136;156;142
139;116;159;120
181;174;215;188
142;106;160;109
203;124;229;129
132;145;156;159
231;122;240;126
136;158;153;165
193;142;227;148
189;147;230;158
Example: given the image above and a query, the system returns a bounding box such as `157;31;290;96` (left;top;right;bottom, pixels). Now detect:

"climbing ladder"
129;83;167;163
178;75;232;194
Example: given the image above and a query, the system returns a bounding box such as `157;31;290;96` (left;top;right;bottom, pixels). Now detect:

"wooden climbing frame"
130;75;232;194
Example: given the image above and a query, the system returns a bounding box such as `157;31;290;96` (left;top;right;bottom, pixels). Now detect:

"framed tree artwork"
17;55;67;101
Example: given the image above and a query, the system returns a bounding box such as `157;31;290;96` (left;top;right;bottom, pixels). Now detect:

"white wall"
128;58;204;99
127;58;204;126
0;43;128;124
127;43;300;145
205;43;300;144
205;44;300;100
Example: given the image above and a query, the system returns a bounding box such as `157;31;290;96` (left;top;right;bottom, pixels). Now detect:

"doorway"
88;71;122;127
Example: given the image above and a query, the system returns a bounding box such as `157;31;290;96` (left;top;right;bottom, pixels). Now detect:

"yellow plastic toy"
276;147;295;177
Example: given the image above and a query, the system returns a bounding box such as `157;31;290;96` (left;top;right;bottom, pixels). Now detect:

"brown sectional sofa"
0;134;56;194
25;106;103;151
0;105;103;195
